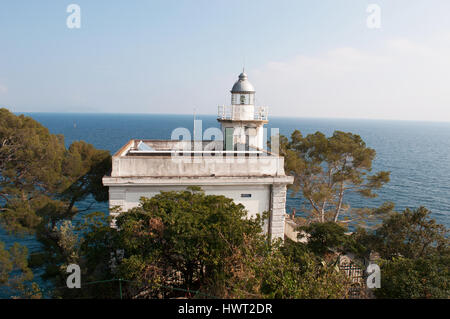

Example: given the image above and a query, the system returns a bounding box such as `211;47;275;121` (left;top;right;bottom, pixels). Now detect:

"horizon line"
8;109;450;125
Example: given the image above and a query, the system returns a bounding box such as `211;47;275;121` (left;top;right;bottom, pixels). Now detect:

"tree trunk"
334;182;345;222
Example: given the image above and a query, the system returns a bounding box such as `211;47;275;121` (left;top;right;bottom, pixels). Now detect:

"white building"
102;72;294;240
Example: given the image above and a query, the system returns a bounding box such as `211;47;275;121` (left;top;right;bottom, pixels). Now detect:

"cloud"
252;38;450;122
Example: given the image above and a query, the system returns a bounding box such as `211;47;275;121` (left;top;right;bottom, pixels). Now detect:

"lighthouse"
103;70;293;240
218;71;268;150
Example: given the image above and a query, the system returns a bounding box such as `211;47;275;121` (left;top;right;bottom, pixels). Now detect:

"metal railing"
217;105;268;121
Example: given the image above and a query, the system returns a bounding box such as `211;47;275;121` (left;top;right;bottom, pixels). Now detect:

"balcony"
217;105;269;121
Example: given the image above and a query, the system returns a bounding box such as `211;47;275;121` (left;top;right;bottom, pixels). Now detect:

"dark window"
241;194;252;198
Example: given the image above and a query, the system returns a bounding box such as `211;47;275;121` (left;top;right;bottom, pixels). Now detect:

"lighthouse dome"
231;72;255;93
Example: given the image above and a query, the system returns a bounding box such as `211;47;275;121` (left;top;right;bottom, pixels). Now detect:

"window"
241;194;252;198
225;127;234;151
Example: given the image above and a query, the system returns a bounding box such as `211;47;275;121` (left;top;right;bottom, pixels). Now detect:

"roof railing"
217;105;268;121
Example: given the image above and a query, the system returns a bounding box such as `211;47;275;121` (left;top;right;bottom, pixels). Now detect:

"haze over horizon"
11;111;450;126
2;1;450;122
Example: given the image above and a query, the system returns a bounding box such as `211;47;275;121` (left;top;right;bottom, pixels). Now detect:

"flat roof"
115;139;276;157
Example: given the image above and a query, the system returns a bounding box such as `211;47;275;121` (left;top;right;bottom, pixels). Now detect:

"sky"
1;0;450;122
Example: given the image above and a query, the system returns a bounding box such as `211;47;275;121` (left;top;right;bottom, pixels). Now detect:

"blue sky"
1;1;450;121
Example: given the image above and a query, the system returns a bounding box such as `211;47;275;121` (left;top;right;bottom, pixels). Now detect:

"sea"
1;113;450;296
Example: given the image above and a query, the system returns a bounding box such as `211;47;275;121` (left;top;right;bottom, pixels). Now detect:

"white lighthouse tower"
218;71;268;150
103;70;293;240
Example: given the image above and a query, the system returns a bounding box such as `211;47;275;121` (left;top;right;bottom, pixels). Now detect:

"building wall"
270;184;287;240
108;184;272;233
230;104;255;121
284;219;308;243
105;140;294;240
219;122;265;150
111;154;284;177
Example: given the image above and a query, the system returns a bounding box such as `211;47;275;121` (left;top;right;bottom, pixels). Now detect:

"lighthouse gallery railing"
217;105;269;121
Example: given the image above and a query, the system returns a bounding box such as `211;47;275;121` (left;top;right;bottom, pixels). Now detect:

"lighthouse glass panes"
231;93;254;105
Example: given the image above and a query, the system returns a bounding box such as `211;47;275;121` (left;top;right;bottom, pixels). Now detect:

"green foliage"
0;108;111;297
225;237;350;299
60;141;111;213
354;207;449;299
102;189;351;299
51;212;118;299
0;241;40;298
0;108;111;234
279;130;390;224
35;188;352;299
298;222;350;256
0;108;66;232
114;188;264;297
283;207;449;299
1;109;447;299
27;211;118;299
371;207;449;260
375;256;449;299
0;109;66;199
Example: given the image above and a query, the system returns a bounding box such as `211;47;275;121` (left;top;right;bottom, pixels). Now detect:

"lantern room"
231;71;255;105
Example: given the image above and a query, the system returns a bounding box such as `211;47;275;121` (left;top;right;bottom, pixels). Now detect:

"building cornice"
103;175;294;187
